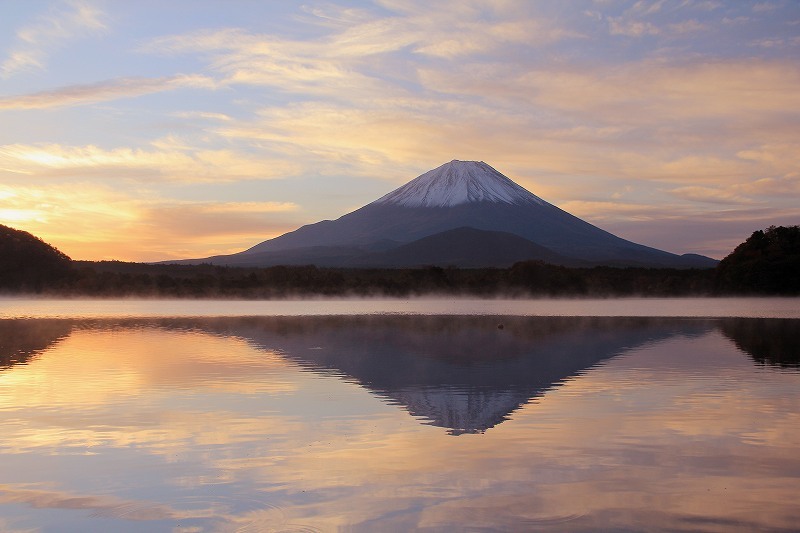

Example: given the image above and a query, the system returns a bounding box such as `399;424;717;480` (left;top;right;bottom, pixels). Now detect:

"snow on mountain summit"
373;160;546;208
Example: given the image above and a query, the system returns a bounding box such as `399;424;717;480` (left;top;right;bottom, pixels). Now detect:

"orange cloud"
668;186;756;205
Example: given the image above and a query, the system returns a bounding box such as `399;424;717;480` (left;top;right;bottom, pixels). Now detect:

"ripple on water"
522;513;585;526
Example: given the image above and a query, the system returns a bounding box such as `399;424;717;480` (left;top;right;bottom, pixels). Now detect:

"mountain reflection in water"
2;316;796;434
221;316;713;435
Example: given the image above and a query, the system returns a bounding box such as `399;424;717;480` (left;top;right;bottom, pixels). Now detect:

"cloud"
142;27;386;101
609;18;661;36
0;75;217;110
412;57;800;185
170;111;233;122
140;3;579;98
667;185;756;205
737;142;800;169
668;19;706;33
1;0;107;78
212;77;790;194
691;1;723;11
752;2;780;13
605;1;715;38
559;200;680;222
741;173;800;196
136;3;799;185
0;142;297;182
430;59;800;126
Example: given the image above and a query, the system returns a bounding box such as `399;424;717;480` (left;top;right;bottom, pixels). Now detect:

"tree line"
1;224;798;297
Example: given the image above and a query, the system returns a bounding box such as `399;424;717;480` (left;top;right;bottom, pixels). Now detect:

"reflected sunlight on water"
0;314;798;531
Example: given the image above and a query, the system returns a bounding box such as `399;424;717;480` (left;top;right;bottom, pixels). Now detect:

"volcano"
176;160;716;268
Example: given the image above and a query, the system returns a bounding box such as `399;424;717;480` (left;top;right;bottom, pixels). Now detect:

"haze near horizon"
1;1;798;262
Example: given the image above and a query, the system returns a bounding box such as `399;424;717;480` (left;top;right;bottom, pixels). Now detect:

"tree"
715;225;800;294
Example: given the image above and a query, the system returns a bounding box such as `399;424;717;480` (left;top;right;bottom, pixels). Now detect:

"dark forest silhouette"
1;224;798;297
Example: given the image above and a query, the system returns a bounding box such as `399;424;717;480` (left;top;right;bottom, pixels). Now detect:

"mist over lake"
1;298;798;531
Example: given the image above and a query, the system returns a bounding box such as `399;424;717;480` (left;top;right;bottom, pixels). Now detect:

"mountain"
174;160;717;268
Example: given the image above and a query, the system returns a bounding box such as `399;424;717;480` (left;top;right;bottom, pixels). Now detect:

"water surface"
1;296;799;318
0;305;799;531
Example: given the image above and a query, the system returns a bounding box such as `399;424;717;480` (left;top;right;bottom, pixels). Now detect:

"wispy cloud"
1;0;107;78
668;185;757;205
141;2;579;98
429;60;800;125
0;75;217;110
609;18;661;36
752;2;780;13
134;2;800;192
203;52;799;194
0;141;299;182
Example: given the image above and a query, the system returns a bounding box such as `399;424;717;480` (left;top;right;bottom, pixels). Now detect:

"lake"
0;298;799;532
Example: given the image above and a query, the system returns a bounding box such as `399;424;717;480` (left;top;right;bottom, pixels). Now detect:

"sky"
0;0;798;261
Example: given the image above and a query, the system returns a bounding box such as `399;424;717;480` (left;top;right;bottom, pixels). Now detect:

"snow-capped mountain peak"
373;160;546;208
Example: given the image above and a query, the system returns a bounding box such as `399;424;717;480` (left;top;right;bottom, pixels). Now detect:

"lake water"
2;296;800;319
0;298;799;532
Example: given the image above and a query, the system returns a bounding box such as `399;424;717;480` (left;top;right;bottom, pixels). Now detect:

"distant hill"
0;224;72;291
355;227;581;268
715;225;800;294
